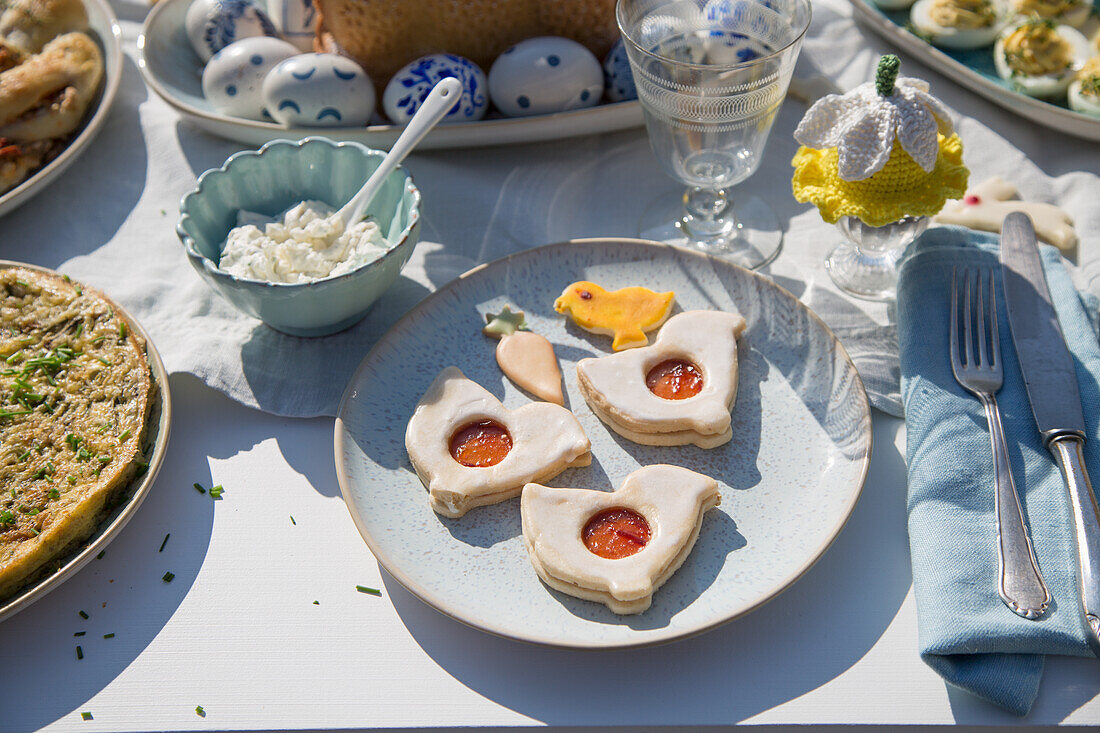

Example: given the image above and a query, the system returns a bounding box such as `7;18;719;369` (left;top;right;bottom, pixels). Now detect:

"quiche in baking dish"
0;267;153;600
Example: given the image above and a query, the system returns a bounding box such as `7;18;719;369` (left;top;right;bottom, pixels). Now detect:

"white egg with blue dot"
262;53;376;127
382;54;488;123
202;37;299;120
185;0;278;63
602;39;636;102
488;37;604;117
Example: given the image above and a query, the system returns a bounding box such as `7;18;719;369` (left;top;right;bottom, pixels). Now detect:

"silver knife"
1001;211;1100;657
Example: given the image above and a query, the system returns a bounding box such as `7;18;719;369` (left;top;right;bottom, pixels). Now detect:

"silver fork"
950;267;1050;620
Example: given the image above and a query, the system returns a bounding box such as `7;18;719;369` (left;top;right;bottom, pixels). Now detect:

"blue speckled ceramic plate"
334;239;872;649
848;0;1100;142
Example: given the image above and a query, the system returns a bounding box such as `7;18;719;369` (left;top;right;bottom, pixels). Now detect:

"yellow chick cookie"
553;281;675;351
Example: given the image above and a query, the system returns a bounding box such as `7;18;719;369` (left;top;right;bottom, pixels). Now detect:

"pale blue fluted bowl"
177;137;421;337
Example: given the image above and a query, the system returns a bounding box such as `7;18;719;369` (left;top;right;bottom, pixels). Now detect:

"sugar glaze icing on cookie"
521;464;722;615
554;281;675;351
405;367;590;518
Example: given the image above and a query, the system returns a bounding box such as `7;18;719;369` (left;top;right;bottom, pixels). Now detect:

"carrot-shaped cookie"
483;307;563;405
554;281;675;351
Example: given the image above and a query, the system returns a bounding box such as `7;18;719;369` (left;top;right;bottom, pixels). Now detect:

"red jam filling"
583;507;651;559
449;420;512;467
646;359;703;400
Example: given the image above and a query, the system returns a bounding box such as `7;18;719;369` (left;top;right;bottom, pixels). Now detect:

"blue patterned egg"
602;39;636;102
382;54;488;124
262;53;376;127
702;0;783;64
488;37;603;117
185;0;278;63
202;37;299;120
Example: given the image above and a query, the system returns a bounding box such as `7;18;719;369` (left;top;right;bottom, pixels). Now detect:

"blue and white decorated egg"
202;36;299;120
602;39;636;102
488;37;604;117
702;0;784;64
262;53;376;127
185;0;278;63
382;54;488;124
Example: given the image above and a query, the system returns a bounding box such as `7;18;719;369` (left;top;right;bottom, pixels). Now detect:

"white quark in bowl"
219;200;392;283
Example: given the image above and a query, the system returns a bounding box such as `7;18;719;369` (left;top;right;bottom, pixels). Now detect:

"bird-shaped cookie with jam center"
554;281;675;351
576;310;746;449
521;464;722;614
405;367;590;518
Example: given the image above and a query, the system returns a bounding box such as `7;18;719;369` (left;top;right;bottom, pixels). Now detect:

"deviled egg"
994;19;1091;97
910;0;1010;49
1068;56;1100;116
1011;0;1092;29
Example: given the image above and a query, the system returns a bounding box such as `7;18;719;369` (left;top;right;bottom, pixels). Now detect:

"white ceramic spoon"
337;77;462;225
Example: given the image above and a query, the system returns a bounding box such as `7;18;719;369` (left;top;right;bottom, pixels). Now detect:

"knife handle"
1050;435;1100;658
983;394;1050;619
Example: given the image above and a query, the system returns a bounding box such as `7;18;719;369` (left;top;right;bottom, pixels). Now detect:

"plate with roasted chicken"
0;0;123;219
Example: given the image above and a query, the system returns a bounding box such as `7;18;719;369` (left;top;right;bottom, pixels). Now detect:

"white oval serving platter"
137;0;644;150
849;0;1100;142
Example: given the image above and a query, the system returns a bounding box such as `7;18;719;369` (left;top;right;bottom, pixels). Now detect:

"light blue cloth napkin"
896;226;1100;716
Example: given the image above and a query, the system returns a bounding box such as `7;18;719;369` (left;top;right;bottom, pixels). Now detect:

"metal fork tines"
950;266;1050;619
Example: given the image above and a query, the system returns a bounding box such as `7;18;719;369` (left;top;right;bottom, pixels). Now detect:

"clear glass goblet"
824;215;929;301
617;0;812;269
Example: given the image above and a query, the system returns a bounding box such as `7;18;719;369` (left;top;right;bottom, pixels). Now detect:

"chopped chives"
92;336;104;345
290;515;296;525
118;428;131;441
209;485;224;499
96;550;105;560
76;645;83;660
74;323;83;339
193;482;206;494
74;631;85;637
103;633;114;639
159;533;170;552
195;706;206;717
78;610;88;619
95;356;110;366
356;585;381;596
119;323;127;338
81;712;92;721
313;600;319;605
162;571;174;583
15;279;28;287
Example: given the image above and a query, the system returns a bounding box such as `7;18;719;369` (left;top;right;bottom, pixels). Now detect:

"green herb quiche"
0;267;153;600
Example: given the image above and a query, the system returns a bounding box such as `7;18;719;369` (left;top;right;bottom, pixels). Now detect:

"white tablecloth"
1;0;1099;729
